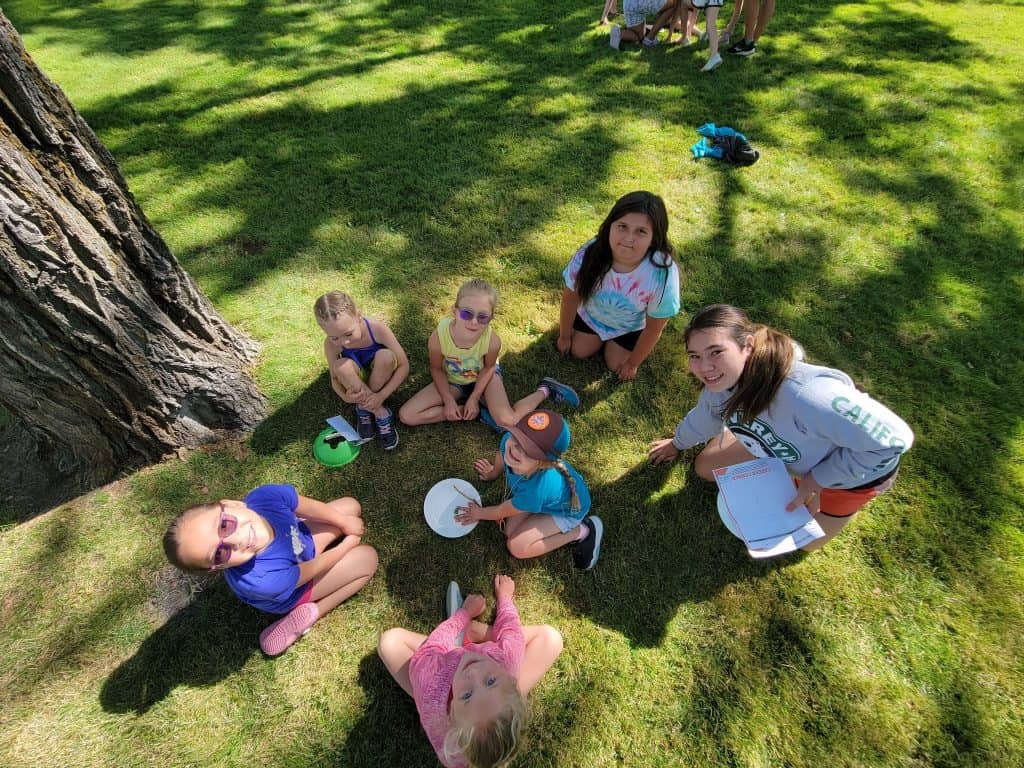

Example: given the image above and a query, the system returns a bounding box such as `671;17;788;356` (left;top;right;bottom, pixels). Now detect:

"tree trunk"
0;12;267;514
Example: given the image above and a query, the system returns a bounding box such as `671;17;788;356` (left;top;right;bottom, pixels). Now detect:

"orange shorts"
796;472;897;518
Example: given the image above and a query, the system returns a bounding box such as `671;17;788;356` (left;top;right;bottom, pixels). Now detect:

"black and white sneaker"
728;39;756;56
572;516;604;570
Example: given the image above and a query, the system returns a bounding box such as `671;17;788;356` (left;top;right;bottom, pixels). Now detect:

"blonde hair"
444;682;528;768
162;503;218;572
314;291;358;322
544;460;582;514
455;279;499;313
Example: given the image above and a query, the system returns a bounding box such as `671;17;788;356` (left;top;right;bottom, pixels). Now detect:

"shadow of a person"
99;576;263;714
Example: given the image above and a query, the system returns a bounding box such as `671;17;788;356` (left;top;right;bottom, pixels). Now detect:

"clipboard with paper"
713;457;824;558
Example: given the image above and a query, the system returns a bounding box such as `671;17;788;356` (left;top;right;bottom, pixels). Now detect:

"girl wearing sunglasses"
163;485;378;655
399;278;579;431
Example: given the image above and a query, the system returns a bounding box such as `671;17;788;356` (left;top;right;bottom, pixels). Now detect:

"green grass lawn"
2;0;1023;766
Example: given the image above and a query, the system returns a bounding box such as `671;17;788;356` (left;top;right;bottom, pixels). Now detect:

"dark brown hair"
684;304;795;424
576;191;674;306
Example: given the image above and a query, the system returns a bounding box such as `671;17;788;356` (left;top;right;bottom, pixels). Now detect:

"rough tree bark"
0;12;267;512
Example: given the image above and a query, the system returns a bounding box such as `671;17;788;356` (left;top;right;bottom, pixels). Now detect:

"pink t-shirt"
408;597;526;767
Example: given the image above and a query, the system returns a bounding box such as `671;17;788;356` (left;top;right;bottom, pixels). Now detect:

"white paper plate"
424;479;480;538
717;492;743;539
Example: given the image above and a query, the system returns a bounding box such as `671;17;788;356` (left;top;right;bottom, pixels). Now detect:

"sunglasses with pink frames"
212;503;239;568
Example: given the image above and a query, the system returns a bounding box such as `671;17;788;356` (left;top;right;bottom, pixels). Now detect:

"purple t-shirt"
223;484;315;614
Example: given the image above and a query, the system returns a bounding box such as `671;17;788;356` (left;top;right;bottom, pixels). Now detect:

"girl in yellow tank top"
398;279;580;430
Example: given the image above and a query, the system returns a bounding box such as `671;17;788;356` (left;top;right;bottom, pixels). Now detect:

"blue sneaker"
540;377;580;407
478;407;502;433
355;407;376;442
446;581;465;646
376;408;399;451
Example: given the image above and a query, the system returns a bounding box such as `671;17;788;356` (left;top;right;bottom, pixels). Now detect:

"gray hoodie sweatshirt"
671;361;913;489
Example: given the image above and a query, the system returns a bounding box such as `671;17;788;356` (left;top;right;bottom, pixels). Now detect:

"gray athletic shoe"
446;581;465;645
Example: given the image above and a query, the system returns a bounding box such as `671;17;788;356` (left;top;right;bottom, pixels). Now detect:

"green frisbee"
312;427;361;467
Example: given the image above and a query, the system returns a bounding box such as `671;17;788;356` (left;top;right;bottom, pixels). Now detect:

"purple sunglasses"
212;502;239;568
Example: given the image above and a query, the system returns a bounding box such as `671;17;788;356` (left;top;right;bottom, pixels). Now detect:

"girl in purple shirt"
164;484;378;656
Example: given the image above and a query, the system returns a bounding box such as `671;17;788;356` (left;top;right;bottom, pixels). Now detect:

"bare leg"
801;511;856;552
482;377;547;430
569;330;603;360
723;0;743;39
693;430;755;481
742;0;758;40
504;512;582;559
603;339;631;373
304;500;377;615
600;0;617;24
399;382;456;426
309;543;378;614
366;348;397;419
330;357;366;402
377;628;427;696
751;0;775;41
305;498;364;559
518;625;564;694
705;6;720;57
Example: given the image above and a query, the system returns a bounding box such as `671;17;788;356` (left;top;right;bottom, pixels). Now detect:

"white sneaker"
701;53;723;72
610;25;622;50
719;30;731;45
446;581;465;645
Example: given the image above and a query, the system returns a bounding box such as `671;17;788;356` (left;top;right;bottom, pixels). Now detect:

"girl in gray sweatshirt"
649;304;913;550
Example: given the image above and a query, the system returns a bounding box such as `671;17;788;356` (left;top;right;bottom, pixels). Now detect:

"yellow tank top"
438;316;493;385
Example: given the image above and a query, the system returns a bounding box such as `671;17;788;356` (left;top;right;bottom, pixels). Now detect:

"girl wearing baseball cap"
456;409;603;570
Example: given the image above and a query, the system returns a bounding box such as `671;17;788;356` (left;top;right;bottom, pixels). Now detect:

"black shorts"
573;314;642;352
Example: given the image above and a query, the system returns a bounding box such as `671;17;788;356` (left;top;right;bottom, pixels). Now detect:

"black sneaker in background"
572;516;604;570
728;39;756;56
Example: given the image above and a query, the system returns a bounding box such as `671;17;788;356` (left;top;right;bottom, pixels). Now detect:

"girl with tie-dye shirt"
557;191;681;381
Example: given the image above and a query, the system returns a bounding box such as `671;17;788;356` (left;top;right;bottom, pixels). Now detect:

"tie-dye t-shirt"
563;239;681;341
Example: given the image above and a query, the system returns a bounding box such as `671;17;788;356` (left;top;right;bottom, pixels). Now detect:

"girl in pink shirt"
378;575;563;767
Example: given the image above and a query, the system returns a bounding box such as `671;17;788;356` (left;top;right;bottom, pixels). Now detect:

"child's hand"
462;594;486;618
362;391;385;414
462;398;481;421
444;401;463;421
556;335;572;356
493;574;515;600
474;458;496;479
616;360;639;381
455;502;484;525
342;516;366;537
787;473;823;515
648;438;680;464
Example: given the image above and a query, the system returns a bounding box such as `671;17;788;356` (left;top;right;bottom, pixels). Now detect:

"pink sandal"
259;602;319;656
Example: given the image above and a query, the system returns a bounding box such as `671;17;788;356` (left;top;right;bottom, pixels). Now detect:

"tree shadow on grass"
99;578;261;714
567;459;807;646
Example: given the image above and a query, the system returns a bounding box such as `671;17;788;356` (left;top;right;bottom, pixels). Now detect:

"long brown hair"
576;191;674;306
684;305;795;424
